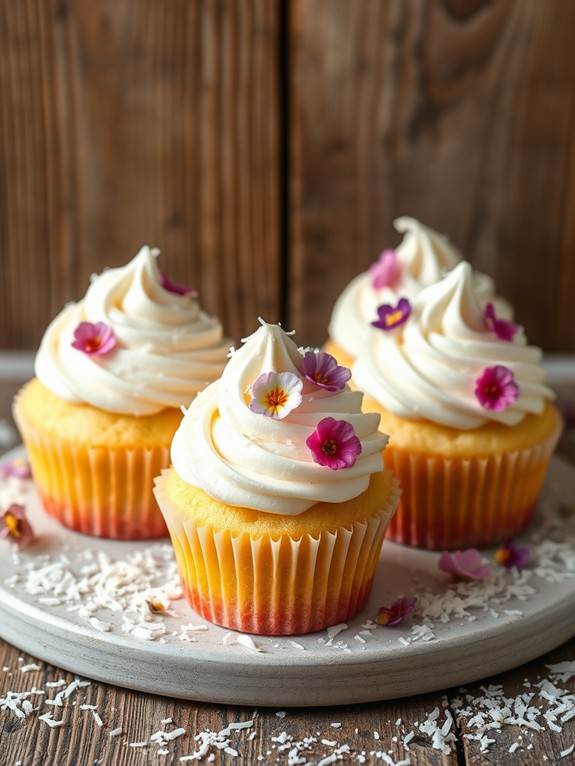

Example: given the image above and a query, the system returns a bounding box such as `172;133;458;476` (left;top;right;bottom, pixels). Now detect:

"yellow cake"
154;321;400;635
352;261;563;550
14;246;231;540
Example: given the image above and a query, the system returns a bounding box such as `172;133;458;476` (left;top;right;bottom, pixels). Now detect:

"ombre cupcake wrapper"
154;472;400;635
14;399;169;539
385;422;562;550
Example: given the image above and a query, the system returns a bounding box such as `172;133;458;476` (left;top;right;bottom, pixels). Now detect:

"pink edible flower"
375;596;417;626
495;538;530;570
0;458;32;480
475;365;519;412
301;351;351;392
249;371;303;419
160;272;198;297
371;298;411;331
438;549;492;581
306;417;362;470
71;322;117;356
484;302;518;342
370;249;401;289
0;504;34;548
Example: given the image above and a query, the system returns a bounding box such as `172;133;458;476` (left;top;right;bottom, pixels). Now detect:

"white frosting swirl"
353;262;554;429
328;217;509;358
35;246;231;415
171;322;388;515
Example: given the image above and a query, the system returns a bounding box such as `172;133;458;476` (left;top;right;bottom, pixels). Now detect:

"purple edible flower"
484;303;518;342
375;596;417;626
475;365;519;412
372;298;411;331
301;351;351;392
438;549;492;581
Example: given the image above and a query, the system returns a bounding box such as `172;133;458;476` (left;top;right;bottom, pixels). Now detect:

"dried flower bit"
301;351;351;392
370;249;401;290
375;596;417;626
249;372;303;419
71;322;117;356
484;302;518;342
160;272;198;298
0;504;35;547
372;298;411;332
0;458;32;480
438;549;492;581
306;417;362;470
495;538;530;570
146;599;167;615
475;365;519;412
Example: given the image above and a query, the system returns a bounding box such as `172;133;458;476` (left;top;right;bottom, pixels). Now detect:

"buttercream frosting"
170;321;388;515
328;217;507;358
35;246;230;416
352;262;554;429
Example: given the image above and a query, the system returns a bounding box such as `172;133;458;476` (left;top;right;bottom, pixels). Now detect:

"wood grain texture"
1;637;574;764
0;0;279;349
289;0;575;350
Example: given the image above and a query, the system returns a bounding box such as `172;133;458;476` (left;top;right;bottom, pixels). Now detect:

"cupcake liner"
384;421;562;550
154;472;400;635
14;404;169;540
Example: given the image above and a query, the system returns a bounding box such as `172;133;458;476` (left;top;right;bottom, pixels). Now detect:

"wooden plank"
0;0;279;349
289;0;575;350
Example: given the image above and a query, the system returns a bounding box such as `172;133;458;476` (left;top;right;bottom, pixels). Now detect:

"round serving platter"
1;448;574;708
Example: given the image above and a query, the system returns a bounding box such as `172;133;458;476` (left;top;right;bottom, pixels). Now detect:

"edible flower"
375;596;417;626
438;549;492;581
160;272;198;297
495;538;530;570
372;298;411;331
484;302;518;342
306;417;362;470
0;458;32;480
301;351;351;392
0;504;34;547
249;372;303;419
71;321;117;356
370;249;401;289
475;365;519;412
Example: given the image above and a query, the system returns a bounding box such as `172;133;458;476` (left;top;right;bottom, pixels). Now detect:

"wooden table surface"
1;374;574;766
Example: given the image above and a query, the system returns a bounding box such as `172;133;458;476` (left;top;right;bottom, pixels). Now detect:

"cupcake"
154;321;400;635
352;261;563;550
14;246;231;539
325;216;508;368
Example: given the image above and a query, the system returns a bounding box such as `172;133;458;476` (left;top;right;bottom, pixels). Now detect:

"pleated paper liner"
384;420;563;550
155;471;401;635
14;408;170;540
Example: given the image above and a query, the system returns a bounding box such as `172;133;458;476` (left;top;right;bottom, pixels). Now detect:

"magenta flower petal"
306;417;362;470
0;458;32;480
475;365;519;412
372;298;411;331
370;249;401;290
495;538;530;570
438;549;492;581
301;351;351;391
375;596;417;626
484;303;518;342
0;504;34;547
249;371;303;419
160;272;198;297
71;322;117;356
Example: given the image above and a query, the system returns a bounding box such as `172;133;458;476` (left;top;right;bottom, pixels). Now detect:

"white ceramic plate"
1;449;574;707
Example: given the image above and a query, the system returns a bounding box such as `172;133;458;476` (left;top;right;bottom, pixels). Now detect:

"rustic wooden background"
1;0;574;352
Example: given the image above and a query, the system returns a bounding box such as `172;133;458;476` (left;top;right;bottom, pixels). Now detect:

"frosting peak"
170;321;388;515
35;246;231;415
328;217;510;358
353;262;554;429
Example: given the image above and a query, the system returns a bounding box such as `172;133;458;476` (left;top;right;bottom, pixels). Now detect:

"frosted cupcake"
326;217;507;368
154;321;400;635
14;246;231;539
352;262;562;550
